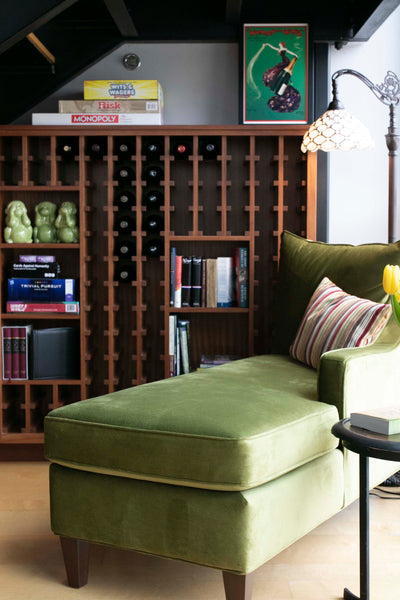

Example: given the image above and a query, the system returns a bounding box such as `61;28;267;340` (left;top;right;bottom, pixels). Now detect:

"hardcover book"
234;247;249;308
170;247;176;307
181;257;192;307
168;315;177;377
351;407;400;435
2;327;12;380
190;256;202;307
206;258;217;308
174;256;183;308
8;278;75;302
217;257;234;307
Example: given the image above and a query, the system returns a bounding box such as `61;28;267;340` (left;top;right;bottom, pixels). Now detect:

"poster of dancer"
243;24;308;124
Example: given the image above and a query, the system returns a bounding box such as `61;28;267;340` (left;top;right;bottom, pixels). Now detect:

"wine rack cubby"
0;125;317;450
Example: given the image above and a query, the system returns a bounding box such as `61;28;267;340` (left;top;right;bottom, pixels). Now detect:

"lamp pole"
331;70;400;243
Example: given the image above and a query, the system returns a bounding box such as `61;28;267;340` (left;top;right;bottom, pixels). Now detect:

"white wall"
328;5;400;244
15;42;239;125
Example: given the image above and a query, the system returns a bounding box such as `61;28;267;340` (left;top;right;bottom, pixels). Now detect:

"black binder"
30;327;80;379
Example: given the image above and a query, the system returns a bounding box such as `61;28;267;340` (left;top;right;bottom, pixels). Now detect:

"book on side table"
350;406;400;435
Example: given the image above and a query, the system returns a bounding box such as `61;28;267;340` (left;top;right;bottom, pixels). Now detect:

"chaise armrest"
318;321;400;419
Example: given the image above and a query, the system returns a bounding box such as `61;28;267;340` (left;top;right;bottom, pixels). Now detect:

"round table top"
332;418;400;460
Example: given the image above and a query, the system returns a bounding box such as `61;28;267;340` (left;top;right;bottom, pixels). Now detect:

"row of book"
32;79;164;126
6;254;80;314
170;247;249;308
1;326;80;380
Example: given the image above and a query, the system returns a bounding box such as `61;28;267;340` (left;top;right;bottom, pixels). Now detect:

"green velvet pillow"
272;231;400;355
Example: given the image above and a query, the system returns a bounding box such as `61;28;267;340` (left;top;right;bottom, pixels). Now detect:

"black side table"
332;418;400;600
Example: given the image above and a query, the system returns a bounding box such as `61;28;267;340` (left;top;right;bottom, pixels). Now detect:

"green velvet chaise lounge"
44;232;400;599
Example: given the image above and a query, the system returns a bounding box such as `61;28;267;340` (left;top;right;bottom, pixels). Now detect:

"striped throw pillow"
289;277;392;369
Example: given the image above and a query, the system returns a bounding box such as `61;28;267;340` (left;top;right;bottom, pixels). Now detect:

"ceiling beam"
353;0;400;40
103;0;138;37
225;0;242;24
0;0;78;55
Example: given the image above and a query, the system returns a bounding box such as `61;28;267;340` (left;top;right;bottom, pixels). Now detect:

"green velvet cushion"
45;355;339;491
273;231;400;354
49;450;344;574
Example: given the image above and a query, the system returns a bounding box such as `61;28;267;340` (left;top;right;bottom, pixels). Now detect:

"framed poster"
243;24;308;124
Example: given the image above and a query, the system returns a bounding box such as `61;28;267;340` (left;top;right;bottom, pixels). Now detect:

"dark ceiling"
0;0;398;123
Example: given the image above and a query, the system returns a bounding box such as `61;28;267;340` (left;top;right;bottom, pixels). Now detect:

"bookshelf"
0;125;317;453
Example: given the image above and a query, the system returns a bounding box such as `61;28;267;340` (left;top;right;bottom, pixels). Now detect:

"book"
59;99;162;113
2;327;12;379
174;255;182;308
206;258;217;307
350;407;400;435
168;315;177;377
83;80;163;101
30;327;80;379
178;320;190;374
201;258;207;307
10;262;61;278
217;257;234;307
191;256;202;307
170;247;176;307
18;326;32;379
19;255;56;263
234;247;249;308
8;278;75;302
11;328;19;379
32;113;163;126
7;302;80;314
200;354;241;368
181;257;192;307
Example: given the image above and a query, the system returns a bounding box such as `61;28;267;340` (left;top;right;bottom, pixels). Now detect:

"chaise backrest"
272;231;400;355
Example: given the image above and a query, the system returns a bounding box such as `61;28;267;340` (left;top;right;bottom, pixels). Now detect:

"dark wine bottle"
114;165;135;185
143;139;164;159
114;238;136;258
142;189;164;209
114;189;136;209
143;164;164;184
114;214;136;234
86;138;107;160
114;262;136;283
57;137;79;161
142;211;164;234
173;140;192;160
114;138;134;160
270;57;297;96
200;138;220;160
142;236;164;258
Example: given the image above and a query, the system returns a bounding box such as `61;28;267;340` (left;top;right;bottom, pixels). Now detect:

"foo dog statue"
33;201;57;243
55;201;79;243
4;200;33;243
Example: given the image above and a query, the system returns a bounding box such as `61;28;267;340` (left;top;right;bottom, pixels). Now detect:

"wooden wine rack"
0;125;317;453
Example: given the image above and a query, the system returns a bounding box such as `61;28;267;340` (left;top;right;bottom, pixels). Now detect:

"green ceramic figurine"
33;201;57;243
55;201;79;243
4;200;33;243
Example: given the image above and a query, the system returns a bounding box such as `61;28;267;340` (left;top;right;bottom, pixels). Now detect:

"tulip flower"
383;264;400;327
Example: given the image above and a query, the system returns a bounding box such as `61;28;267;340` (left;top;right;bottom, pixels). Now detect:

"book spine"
217;257;234;307
178;321;190;374
175;320;181;375
190;257;202;307
8;279;75;302
201;258;207;307
168;315;176;377
174;256;182;308
235;247;249;308
206;258;217;308
7;302;80;314
170;247;176;307
18;327;28;379
2;327;12;380
181;257;192;307
11;328;19;379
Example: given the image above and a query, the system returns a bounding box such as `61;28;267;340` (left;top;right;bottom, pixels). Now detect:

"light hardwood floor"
1;461;399;600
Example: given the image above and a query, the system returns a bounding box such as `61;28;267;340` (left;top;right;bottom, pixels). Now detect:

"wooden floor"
1;462;399;600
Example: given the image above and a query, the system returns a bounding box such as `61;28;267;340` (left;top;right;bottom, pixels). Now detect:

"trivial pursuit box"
84;80;163;101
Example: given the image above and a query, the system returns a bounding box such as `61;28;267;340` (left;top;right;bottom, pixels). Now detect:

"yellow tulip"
383;264;400;295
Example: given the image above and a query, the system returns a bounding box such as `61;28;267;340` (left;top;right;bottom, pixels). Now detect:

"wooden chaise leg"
223;571;254;600
60;536;90;588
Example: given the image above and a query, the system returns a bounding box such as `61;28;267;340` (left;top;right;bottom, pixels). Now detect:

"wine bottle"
143;139;164;159
114;214;136;234
114;262;136;283
114;165;135;185
173;140;192;160
270;57;297;96
142;189;164;209
200;138;220;160
57;137;78;161
143;236;164;258
114;239;136;258
114;138;134;160
86;138;107;160
143;164;164;184
114;189;136;209
142;211;164;234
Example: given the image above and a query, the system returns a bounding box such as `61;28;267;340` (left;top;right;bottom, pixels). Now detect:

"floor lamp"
301;69;400;243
